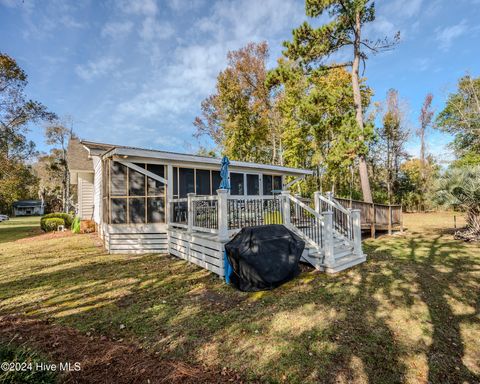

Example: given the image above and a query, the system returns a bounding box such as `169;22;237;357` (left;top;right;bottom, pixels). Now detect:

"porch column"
217;189;229;242
351;209;363;257
166;164;173;224
313;191;321;214
187;192;195;234
326;191;333;212
281;191;291;226
323;211;335;267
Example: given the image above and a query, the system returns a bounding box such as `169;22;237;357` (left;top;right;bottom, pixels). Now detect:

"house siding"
78;172;94;220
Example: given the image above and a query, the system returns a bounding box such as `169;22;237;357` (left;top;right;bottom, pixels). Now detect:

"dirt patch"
16;231;73;243
0;316;246;384
187;288;246;310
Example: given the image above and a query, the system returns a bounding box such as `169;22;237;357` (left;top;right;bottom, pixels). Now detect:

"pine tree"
283;0;399;202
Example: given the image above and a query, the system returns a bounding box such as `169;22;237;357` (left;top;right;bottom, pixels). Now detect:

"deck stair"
285;192;366;273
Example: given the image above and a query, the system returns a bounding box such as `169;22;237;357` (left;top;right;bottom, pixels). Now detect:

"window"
147;164;165;196
212;171;222;193
196;169;211;195
247;174;259;195
179;168;195;198
111;198;127;224
129;165;145;196
106;160;165;224
263;174;283;195
110;162;127;196
129;198;146;223
263;175;273;195
173;167;178;197
273;175;282;191
230;173;244;195
147;197;165;223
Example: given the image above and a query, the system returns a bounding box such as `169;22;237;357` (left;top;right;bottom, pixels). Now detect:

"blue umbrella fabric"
219;155;230;189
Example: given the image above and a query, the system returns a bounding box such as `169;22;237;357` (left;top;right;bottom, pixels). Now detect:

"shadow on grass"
1;229;479;383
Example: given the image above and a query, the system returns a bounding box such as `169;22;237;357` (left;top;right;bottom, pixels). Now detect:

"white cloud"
139;17;174;41
384;0;423;18
435;20;468;51
75;56;123;81
119;0;158;16
167;0;205;12
101;21;134;38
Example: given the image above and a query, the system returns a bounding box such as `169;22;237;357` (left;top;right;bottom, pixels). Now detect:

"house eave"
103;147;313;176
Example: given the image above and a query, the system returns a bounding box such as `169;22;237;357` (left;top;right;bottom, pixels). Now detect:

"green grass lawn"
0;216;42;243
0;212;479;383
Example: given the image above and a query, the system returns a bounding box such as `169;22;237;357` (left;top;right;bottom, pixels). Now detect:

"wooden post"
217;189;229;242
388;205;392;235
400;206;404;233
351;209;362;257
313;191;321;214
187;192;195;234
281;191;291;226
326;191;333;212
323;211;335;267
370;203;375;238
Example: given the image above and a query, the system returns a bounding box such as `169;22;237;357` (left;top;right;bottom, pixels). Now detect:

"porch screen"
172;167;223;197
105;160;165;224
247;174;259;195
230;173;244;195
263;175;282;195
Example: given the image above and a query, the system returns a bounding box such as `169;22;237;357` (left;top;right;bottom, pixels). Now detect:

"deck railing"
227;195;281;230
167;189;363;267
334;197;403;236
287;194;323;250
316;192;354;243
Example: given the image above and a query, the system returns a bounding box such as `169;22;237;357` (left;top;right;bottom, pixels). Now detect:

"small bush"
40;213;73;231
71;216;81;234
43;218;65;232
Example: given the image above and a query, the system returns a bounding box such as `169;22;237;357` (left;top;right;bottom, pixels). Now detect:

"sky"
1;0;479;164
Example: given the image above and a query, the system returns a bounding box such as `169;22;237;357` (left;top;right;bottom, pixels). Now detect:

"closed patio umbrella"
219;155;230;190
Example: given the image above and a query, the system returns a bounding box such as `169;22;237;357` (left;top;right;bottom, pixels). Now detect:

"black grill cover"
224;224;305;292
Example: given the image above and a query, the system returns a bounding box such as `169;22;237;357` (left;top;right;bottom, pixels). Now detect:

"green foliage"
435;166;480;234
1;53;56;214
71;216;81;234
436;75;480;163
42;217;65;232
0;343;57;384
268;59;373;196
40;212;73;231
194;42;275;163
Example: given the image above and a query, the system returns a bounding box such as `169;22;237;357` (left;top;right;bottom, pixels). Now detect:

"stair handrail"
317;193;350;215
282;192;324;251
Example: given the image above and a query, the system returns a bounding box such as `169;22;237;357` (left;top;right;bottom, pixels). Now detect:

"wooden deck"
334;197;403;237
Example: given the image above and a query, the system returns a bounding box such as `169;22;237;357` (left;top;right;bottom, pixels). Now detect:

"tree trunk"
352;11;373;203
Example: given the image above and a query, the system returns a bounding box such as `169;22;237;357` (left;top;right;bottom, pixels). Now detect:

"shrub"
43;218;65;232
71;216;81;234
40;213;73;231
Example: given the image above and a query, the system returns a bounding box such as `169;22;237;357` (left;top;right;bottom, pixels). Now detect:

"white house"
68;139;366;276
13;200;44;216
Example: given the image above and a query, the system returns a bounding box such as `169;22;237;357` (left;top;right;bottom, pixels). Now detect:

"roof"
13;200;43;207
67;138;94;171
80;140;313;176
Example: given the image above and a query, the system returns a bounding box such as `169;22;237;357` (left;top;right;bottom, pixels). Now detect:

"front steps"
301;233;366;273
